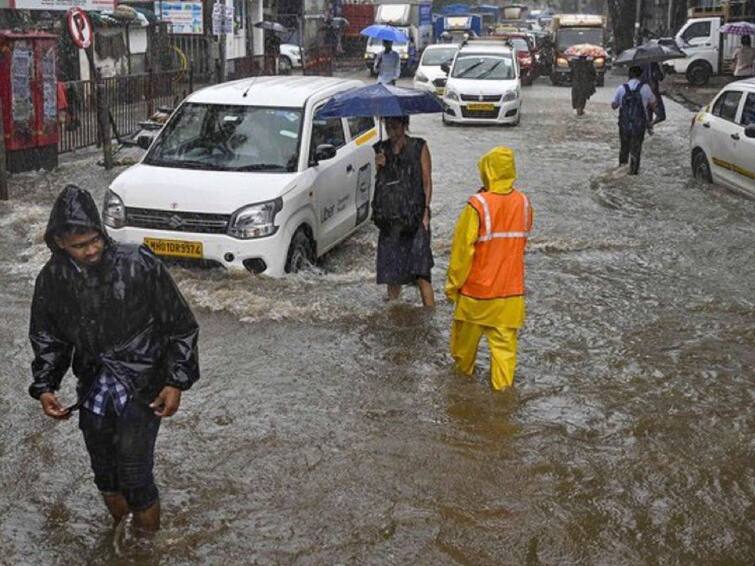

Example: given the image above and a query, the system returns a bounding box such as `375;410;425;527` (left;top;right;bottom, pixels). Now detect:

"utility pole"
635;0;643;45
219;0;227;83
0;102;8;201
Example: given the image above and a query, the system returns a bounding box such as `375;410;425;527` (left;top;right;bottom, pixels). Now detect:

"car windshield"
421;47;458;66
145;103;302;173
451;54;515;80
557;28;603;50
509;38;530;53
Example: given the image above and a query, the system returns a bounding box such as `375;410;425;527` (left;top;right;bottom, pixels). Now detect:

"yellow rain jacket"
445;147;530;329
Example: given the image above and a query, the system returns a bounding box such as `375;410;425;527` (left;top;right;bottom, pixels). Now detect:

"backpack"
372;139;425;235
618;83;647;136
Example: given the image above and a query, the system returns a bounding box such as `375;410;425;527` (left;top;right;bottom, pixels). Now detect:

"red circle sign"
67;8;93;50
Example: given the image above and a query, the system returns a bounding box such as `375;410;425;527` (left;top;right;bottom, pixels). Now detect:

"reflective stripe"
473;193;492;236
522;193;530;229
479;231;529;242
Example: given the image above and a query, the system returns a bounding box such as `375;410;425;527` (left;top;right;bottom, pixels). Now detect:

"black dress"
374;136;434;285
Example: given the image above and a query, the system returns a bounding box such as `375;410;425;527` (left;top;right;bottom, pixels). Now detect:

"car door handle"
731;133;740;140
346;164;354;173
702;122;711;128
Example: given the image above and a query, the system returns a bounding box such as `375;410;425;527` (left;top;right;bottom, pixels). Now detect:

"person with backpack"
611;65;656;175
373;115;435;306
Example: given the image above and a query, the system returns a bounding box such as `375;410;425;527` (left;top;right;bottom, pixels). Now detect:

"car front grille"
460;94;501;102
460;108;500;119
126;207;231;234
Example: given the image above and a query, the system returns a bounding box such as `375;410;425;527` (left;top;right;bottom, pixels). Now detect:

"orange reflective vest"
460;189;532;300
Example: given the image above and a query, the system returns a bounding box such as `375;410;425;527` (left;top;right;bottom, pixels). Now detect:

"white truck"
669;3;755;86
364;0;434;75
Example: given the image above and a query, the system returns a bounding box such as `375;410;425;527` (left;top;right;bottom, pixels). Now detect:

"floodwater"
0;74;753;565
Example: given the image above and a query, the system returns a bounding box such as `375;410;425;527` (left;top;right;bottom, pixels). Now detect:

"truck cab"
549;14;607;86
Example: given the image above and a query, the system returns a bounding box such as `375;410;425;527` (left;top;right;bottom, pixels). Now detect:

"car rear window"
712;90;743;123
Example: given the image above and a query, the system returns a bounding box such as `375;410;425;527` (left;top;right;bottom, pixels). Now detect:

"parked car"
441;42;522;126
413;43;459;95
104;77;377;276
690;78;755;198
279;43;303;74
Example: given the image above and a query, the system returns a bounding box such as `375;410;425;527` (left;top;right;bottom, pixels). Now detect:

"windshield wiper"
456;61;484;78
231;163;290;172
477;61;503;79
148;158;216;170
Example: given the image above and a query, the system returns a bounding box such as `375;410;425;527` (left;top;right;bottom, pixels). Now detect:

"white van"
103;76;377;276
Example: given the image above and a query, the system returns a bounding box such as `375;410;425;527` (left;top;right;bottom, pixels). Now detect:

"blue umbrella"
360;24;409;44
316;83;443;119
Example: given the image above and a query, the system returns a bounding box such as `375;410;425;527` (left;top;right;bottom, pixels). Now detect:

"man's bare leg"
102;493;129;527
387;284;401;301
418;279;435;307
132;500;160;533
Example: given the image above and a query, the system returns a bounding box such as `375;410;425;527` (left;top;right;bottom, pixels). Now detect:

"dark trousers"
619;128;645;175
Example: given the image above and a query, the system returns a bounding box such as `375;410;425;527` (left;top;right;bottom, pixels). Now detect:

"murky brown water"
0;75;753;564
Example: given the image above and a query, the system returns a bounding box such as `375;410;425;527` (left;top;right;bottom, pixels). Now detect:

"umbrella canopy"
614;42;685;66
720;22;755;36
564;43;605;58
254;21;288;34
326;17;350;29
360;24;409;44
316;83;443;119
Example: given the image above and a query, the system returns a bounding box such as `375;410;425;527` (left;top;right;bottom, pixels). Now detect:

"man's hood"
478;146;517;194
44;185;106;253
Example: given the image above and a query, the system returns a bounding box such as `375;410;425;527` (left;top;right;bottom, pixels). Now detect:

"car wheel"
285;228;314;274
686;61;712;87
442;114;452;126
692;150;712;183
279;55;293;75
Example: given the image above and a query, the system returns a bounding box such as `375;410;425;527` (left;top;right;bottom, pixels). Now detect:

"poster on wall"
158;1;204;35
7;0;115;11
11;44;34;126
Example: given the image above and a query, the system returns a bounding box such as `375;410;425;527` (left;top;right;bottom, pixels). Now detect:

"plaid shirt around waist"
82;373;129;416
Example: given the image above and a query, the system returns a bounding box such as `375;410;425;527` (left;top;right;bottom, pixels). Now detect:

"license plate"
435;87;446;96
144;238;203;259
467;103;496;111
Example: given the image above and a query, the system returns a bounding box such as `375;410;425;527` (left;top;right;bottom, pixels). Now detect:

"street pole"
0;102;8;201
634;0;642;46
96;83;113;170
218;0;227;83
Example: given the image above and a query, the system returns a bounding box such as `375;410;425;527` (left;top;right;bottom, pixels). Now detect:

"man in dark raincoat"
570;56;596;116
28;185;199;533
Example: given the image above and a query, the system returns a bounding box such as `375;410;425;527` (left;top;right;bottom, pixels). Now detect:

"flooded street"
1;74;753;564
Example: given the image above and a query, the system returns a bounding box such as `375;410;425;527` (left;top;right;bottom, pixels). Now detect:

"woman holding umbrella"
732;35;754;78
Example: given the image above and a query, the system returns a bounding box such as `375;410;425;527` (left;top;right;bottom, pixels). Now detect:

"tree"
607;0;637;53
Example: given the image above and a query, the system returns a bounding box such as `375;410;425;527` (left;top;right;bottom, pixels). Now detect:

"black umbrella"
254;20;289;34
326;17;349;29
614;42;686;66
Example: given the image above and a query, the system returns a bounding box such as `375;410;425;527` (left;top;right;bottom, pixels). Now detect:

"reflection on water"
0;81;753;564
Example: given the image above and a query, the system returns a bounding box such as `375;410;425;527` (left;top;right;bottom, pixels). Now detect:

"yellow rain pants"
450;320;518;390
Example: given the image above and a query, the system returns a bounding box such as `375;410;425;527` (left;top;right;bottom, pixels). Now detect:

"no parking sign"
67;8;93;50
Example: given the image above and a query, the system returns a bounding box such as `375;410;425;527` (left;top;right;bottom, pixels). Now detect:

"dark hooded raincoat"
29;186;200;405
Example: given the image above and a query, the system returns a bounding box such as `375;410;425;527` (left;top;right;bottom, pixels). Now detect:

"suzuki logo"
168;215;183;229
170;202;179;209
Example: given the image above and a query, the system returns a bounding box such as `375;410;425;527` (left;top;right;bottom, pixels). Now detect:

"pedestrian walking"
611;65;656;175
570;56;596;116
732;35;754;78
446;147;532;391
641;62;666;128
28;185;199;534
373;116;435;306
374;40;401;85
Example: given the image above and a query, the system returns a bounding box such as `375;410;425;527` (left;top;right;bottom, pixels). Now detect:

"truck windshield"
145;103;302;173
421;47;458;65
557;28;603;50
451;54;515;79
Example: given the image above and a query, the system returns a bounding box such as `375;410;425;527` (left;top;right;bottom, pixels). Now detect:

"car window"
712;90;743;122
740;92;755;126
347;116;375;139
310;116;346;160
681;21;711;43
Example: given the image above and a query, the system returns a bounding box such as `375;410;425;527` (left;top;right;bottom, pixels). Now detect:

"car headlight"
400;53;409;60
365;53;375;60
228;198;283;239
594;57;605;67
557;57;568;67
502;91;518;102
415;71;428;82
521;56;532;65
103;189;126;228
446;90;460;102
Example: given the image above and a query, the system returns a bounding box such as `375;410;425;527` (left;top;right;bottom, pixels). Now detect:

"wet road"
1;74;753;565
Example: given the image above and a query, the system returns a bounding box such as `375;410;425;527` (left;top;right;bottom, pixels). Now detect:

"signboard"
6;0;114;11
158;1;204;35
212;2;234;35
419;4;432;26
66;7;93;49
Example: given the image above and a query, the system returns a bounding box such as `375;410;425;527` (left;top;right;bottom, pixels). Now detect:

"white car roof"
424;43;459;51
723;78;755;92
187;76;364;108
458;43;514;56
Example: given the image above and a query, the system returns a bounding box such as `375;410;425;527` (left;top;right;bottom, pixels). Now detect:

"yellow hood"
478;146;516;194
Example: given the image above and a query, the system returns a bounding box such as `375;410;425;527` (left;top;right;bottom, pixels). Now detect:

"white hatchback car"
104;76;377;276
412;44;459;95
690;78;755;198
441;42;522;126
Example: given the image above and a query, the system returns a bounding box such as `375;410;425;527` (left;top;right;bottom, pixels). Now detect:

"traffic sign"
67;8;93;50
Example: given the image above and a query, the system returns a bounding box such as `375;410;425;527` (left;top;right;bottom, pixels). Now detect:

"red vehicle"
489;32;538;85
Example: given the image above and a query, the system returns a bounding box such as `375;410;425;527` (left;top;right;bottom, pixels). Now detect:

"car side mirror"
311;143;337;165
441;62;450;74
745;124;755;139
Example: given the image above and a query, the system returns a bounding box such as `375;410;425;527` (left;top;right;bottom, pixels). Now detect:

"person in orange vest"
445;146;533;390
